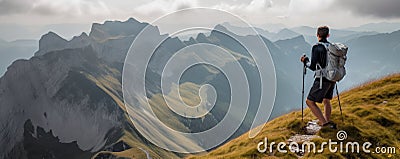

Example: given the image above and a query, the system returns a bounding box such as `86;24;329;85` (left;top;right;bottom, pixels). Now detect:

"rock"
287;134;321;144
35;31;92;57
104;140;132;152
286;120;322;157
35;32;68;56
305;120;321;135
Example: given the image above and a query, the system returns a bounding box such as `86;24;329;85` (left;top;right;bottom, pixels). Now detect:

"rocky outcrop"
89;18;148;41
35;31;92;57
35;32;68;56
0;46;124;158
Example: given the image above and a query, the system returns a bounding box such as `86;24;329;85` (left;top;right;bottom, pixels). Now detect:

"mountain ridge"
1;17;399;158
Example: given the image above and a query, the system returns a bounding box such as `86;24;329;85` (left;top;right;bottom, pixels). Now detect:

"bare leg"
323;99;332;122
306;99;328;125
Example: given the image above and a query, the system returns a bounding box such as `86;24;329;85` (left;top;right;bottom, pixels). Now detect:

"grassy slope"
189;74;400;159
83;65;180;159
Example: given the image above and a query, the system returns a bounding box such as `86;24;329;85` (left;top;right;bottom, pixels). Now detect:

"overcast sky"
1;0;400;40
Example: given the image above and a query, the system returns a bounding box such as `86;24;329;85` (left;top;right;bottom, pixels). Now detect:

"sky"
0;0;400;40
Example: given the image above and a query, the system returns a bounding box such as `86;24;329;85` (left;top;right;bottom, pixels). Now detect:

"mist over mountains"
0;39;37;76
0;18;399;158
1;21;399;76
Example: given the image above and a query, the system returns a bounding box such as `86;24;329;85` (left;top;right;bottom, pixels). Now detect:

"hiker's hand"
300;56;309;64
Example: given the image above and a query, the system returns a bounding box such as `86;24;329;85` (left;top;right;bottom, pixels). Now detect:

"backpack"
315;42;348;88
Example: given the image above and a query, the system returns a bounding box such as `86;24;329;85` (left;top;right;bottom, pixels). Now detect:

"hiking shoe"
322;121;337;129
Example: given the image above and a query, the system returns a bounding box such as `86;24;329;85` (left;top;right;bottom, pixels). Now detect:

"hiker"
300;26;337;129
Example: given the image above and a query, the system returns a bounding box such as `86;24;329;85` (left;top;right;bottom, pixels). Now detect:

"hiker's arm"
308;45;320;71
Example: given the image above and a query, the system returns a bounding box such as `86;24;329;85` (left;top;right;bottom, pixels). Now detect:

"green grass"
189;74;400;159
83;64;181;159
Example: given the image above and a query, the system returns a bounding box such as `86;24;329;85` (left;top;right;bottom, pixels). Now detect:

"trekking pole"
301;54;307;123
336;84;344;123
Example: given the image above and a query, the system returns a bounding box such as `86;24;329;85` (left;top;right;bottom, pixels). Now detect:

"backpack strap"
316;42;330;49
316;42;331;88
315;42;330;89
315;63;323;89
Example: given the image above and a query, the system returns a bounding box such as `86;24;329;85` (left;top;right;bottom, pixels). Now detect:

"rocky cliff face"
0;18;184;159
35;32;69;56
0;47;125;158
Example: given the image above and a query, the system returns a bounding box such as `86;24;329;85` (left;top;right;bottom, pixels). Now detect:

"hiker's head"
317;26;330;40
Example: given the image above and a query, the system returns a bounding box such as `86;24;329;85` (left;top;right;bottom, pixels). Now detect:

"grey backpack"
315;42;348;88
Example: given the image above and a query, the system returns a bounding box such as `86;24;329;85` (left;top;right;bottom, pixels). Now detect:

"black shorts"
307;79;335;103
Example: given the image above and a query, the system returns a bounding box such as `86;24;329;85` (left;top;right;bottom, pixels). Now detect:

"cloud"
1;0;399;29
288;0;334;16
135;0;198;15
334;0;400;18
0;0;110;16
213;0;273;12
0;0;31;15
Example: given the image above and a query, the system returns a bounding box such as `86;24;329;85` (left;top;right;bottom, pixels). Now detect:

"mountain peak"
89;18;148;40
271;28;301;42
195;33;207;41
80;32;88;37
210;24;236;38
35;32;68;56
214;24;229;32
287;35;305;41
42;31;66;41
70;32;89;41
126;17;140;23
68;32;91;48
277;28;299;35
274;35;306;44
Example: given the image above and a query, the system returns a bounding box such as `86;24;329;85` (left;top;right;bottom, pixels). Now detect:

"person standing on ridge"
300;26;337;129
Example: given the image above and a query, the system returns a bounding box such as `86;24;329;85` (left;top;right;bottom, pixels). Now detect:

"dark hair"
317;26;329;39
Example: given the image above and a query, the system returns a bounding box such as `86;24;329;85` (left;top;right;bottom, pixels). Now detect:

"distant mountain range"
345;22;400;33
290;25;379;44
344;30;400;89
0;23;90;41
222;22;301;41
222;22;384;45
0;18;399;158
1;21;399;77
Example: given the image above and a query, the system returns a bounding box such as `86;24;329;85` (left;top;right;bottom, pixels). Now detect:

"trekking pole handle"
302;53;308;74
302;54;309;64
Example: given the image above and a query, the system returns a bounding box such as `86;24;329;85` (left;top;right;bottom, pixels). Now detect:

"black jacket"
308;39;328;71
307;39;334;82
